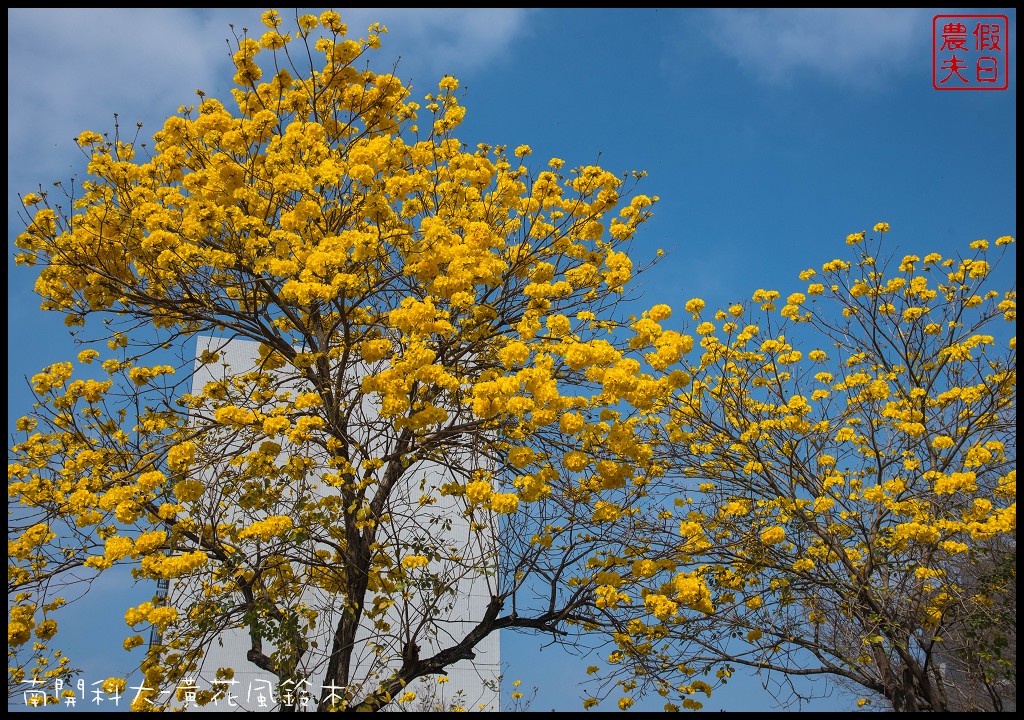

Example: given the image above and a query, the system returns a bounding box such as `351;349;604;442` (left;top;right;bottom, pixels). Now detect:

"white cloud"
7;7;535;360
7;8;532;195
8;8;242;193
702;8;931;86
337;8;534;88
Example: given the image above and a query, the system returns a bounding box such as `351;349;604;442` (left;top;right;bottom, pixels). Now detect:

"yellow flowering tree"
8;9;674;710
589;227;1015;711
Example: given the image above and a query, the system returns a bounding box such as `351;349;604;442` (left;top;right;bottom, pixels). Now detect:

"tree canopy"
587;229;1016;711
9;9;669;711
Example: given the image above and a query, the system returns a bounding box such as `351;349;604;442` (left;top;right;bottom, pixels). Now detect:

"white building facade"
159;336;499;711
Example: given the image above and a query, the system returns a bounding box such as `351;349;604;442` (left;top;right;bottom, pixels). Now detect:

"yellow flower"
238;515;294;541
649;304;672;321
173;479;204;502
260;31;288;50
560;413;585;434
125;602;153;627
263;416;291;437
77;130;103;147
873;222;890;233
35;619;58;640
167;441;196;472
466;480;493;505
644;593;679;620
293;392;323;409
591;501;621;523
318;11;346;33
402;554;428;570
261;9;281;29
490;493;520;514
102;678;127;695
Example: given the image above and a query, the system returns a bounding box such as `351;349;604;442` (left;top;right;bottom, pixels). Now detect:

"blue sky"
7;7;1017;713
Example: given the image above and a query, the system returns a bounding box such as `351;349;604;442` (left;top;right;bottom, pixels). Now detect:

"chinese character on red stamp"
934;15;1009;90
